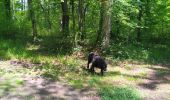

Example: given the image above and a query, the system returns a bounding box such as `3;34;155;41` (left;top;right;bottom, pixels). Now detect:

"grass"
0;66;25;97
99;86;141;100
108;41;170;65
1;35;169;65
0;38;74;69
39;64;61;80
0;36;170;100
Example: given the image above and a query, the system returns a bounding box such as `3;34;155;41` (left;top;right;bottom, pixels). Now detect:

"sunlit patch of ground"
94;60;170;100
0;61;100;100
0;56;169;100
112;61;170;100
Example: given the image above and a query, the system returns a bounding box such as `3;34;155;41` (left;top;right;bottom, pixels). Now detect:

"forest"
0;0;170;100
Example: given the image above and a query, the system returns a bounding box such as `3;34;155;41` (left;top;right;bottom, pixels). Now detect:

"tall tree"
21;0;24;10
101;0;112;49
28;0;37;40
78;0;86;40
61;0;69;34
5;0;11;19
39;0;52;30
136;0;143;42
96;4;103;45
70;0;75;32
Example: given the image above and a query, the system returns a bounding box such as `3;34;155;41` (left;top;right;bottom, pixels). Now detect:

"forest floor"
0;37;170;100
0;59;169;100
0;60;99;100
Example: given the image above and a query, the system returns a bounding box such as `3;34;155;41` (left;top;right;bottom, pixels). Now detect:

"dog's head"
89;52;95;58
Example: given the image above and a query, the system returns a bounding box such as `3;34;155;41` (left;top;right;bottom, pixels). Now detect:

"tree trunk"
21;0;24;10
28;0;37;40
144;0;151;33
71;0;75;32
96;4;103;45
61;0;69;35
12;0;15;19
115;16;120;38
101;0;112;49
5;0;11;19
39;0;52;30
137;2;143;42
78;0;85;40
46;7;52;30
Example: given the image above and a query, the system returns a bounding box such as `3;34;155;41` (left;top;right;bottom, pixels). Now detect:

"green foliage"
107;41;170;64
1;0;170;45
0;38;29;60
0;35;73;62
99;86;141;100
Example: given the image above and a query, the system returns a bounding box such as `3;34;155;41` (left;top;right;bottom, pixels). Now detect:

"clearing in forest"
0;58;169;100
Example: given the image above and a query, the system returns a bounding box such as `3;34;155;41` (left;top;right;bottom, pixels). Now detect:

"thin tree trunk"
137;2;143;42
12;0;15;19
61;0;69;35
70;0;78;47
47;7;52;30
21;0;24;10
83;4;88;39
115;16;120;37
96;4;103;45
23;0;25;10
28;0;37;40
78;0;85;40
144;0;151;33
5;0;11;19
71;0;75;32
39;0;52;30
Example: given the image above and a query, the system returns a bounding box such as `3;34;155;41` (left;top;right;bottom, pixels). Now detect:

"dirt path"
0;61;100;100
122;63;170;100
137;65;170;100
107;61;170;100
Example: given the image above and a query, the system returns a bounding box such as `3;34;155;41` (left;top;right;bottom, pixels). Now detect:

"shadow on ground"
0;77;99;100
138;66;170;90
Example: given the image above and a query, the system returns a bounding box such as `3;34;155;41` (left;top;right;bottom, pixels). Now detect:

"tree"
21;0;24;10
61;0;69;35
96;3;103;45
136;0;143;42
39;0;52;30
70;0;75;32
5;0;11;19
28;0;37;40
78;0;85;40
101;0;112;49
1;0;170;49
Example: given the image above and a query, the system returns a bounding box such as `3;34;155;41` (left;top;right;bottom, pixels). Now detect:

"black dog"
87;52;107;75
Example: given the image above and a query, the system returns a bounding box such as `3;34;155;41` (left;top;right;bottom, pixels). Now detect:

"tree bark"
5;0;11;19
70;0;75;32
28;0;37;40
61;0;69;35
101;0;112;49
78;0;85;40
96;4;103;45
